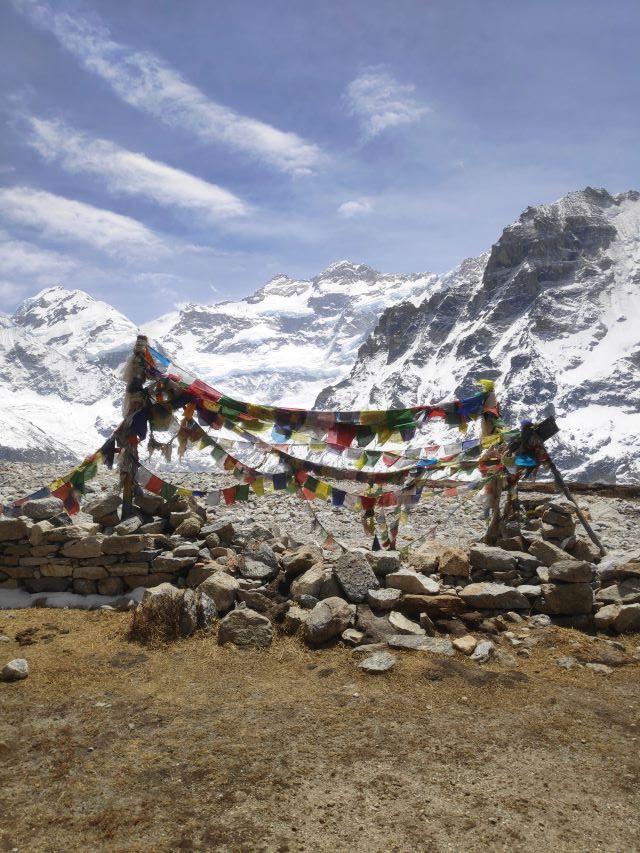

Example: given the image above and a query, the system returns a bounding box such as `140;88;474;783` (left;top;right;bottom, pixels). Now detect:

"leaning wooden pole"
481;383;503;545
545;453;607;557
120;334;149;521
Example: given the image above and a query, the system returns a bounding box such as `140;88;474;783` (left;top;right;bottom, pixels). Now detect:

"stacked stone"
3;487;639;654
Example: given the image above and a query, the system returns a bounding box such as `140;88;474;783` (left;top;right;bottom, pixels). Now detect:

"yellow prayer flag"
315;481;331;501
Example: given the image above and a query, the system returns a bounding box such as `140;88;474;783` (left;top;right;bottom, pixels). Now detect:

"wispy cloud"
0;186;167;259
337;198;373;218
26;116;250;220
13;0;324;175
345;68;430;137
0;228;79;279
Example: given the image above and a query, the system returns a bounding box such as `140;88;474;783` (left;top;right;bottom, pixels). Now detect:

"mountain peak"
315;260;378;283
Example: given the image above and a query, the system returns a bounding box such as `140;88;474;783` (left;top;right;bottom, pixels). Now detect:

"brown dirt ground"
1;611;639;853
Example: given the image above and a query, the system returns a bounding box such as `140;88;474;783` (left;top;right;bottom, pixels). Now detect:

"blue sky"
1;0;639;321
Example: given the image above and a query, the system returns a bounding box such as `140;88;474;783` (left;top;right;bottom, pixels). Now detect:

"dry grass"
1;608;639;852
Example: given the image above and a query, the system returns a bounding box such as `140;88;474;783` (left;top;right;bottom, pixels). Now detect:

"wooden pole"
120;334;149;520
545;453;607;557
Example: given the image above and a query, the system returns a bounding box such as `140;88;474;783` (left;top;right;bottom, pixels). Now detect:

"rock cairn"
1;491;639;652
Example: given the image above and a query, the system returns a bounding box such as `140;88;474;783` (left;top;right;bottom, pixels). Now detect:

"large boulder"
304;597;354;646
469;544;516;572
86;493;122;523
548;560;593;583
21;497;64;521
129;583;186;642
218;607;273;648
386;568;440;595
459;583;529;611
596;578;640;606
334;552;380;603
290;564;331;599
281;545;322;576
612;603;640;634
528;539;576;567
540;583;593;616
198;571;238;613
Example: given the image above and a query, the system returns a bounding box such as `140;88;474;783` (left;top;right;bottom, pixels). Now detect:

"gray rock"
28;520;54;546
179;589;198;636
459;583;529;610
0;518;28;542
153;554;196;572
198;571;238;613
355;605;397;642
518;584;543;601
196;591;217;630
241;557;278;582
556;656;579;670
304;597;354;645
115;516;143;536
613;603;640;634
249;542;279;570
290;564;331;599
388;611;425;636
237;588;272;612
282;544;322;576
102;535;145;555
61;535;104;559
469;544;516;572
1;658;29;681
367;587;401;611
358;651;396;672
594;603;621;631
139;520;167;535
548;560;593;583
282;604;308;634
21;497;64;521
596;578;640;605
386;568;440;596
470;640;495;663
366;551;402;576
173;543;200;558
528;539;576;566
540;582;593;615
86;493;122;521
342;628;365;646
334;552;380;603
388;634;454;655
174;516;203;539
218;607;273;648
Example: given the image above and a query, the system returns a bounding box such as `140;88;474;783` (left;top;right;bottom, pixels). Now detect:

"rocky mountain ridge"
317;188;640;482
0;187;638;482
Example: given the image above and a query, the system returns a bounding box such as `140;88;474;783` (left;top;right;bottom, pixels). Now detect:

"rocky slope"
317;189;640;483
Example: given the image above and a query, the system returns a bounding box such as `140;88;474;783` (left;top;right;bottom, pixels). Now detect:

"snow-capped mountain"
1;188;638;482
143;261;438;405
0;264;439;460
316;188;640;483
0;287;137;461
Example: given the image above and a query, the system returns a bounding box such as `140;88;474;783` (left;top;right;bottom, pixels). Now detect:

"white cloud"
345;68;430;137
13;1;323;175
337;199;373;218
26;116;250;220
0;187;167;259
0;229;79;278
0;279;32;303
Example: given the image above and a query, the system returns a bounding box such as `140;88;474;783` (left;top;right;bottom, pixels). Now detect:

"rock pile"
2;491;639;655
